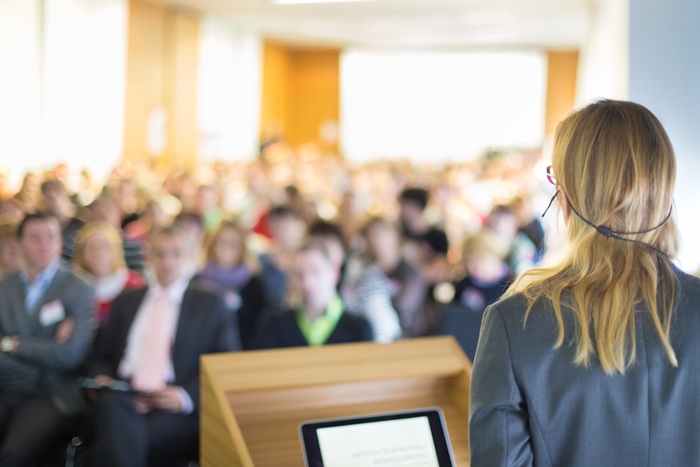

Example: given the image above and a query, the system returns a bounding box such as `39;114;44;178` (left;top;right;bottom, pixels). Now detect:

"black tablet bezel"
299;408;455;467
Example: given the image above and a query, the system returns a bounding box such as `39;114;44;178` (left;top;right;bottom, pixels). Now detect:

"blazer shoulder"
0;272;22;291
185;284;225;304
57;266;93;290
112;286;148;310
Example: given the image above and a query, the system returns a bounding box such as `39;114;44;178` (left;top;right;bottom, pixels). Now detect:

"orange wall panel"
123;0;198;168
261;41;340;149
545;50;579;135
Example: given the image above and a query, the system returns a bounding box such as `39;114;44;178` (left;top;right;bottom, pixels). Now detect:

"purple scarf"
197;262;253;292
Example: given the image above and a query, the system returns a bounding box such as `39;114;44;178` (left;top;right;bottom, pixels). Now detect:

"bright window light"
272;0;372;4
340;50;548;162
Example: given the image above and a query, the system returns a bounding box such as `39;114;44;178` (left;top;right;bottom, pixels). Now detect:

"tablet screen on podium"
299;408;455;467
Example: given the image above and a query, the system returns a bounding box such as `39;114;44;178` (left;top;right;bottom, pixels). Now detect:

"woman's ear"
559;186;572;222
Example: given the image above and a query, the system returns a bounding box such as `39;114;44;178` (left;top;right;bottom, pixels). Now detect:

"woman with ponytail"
469;99;700;466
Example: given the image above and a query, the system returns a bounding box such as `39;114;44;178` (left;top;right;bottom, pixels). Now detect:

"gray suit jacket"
0;266;94;405
469;269;700;467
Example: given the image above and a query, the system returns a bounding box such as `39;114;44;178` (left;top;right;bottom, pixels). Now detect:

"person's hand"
55;317;74;344
146;386;183;413
88;375;114;401
95;374;113;386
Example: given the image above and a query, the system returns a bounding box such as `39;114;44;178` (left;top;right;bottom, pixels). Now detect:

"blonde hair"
506;99;680;375
462;229;509;263
73;222;126;274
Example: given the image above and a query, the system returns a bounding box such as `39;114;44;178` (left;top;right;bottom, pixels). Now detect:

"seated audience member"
259;206;305;307
41;180;84;262
0;222;22;277
88;197;146;274
364;218;429;337
115;179;140;229
0;213;94;466
439;230;513;361
310;220;401;343
398;187;450;284
88;225;239;467
73;222;145;329
0;199;27;224
193;185;222;234
509;195;546;262
258;242;373;349
452;230;513;313
487;204;537;276
173;212;207;274
124;199;172;246
193;221;265;350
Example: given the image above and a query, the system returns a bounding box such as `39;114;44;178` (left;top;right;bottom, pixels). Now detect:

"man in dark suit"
88;225;239;467
258;242;373;348
0;213;94;466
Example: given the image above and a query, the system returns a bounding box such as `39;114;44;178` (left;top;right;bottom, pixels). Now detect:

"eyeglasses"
546;165;556;186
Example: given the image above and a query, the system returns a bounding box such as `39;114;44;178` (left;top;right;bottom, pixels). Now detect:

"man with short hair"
88;225;239;467
398;187;450;284
257;242;373;349
41;180;84;262
0;213;94;466
258;206;305;308
309;220;401;344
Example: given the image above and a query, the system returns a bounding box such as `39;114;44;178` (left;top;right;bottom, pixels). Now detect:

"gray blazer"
469;269;700;467
0;266;94;403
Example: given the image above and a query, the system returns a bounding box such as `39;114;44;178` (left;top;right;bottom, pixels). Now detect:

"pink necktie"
131;288;173;396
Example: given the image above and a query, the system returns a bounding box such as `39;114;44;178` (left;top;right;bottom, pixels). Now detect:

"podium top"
202;336;471;393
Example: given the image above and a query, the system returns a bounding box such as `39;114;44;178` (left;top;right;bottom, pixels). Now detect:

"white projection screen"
340;50;548;162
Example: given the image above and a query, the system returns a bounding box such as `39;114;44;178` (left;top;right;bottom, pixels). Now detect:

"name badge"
39;300;66;327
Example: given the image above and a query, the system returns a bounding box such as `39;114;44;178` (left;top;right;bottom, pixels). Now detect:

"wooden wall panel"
123;0;198;169
545;50;579;135
260;41;340;149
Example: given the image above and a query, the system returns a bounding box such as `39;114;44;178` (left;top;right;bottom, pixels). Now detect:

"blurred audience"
309;220;401;343
41;180;85;262
258;242;373;348
114;179;140;229
399;188;450;285
487;204;537;276
193;185;222;234
172;212;207;276
0;222;22;277
193;221;265;350
509;196;546;262
259;206;305;308
85;197;146;274
88;225;239;467
123;199;172;246
364;217;429;338
451;229;513;313
0;213;94;466
73;222;145;329
0;148;553;464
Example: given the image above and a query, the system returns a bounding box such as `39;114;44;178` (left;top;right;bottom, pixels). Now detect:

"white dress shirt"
117;276;194;414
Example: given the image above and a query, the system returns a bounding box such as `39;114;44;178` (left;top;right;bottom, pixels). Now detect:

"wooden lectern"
201;336;472;467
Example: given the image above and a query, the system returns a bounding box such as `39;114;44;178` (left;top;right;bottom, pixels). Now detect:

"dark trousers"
0;393;72;467
90;392;198;467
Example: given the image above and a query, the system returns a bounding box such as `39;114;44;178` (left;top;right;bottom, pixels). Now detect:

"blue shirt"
20;260;61;314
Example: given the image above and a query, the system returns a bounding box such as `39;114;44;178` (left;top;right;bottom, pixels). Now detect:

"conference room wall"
260;41;340;150
122;0;198;170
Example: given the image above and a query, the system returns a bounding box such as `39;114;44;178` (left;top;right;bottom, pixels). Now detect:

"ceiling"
149;0;593;49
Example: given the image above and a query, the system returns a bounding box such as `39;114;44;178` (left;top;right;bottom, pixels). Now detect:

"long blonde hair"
506;100;681;374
